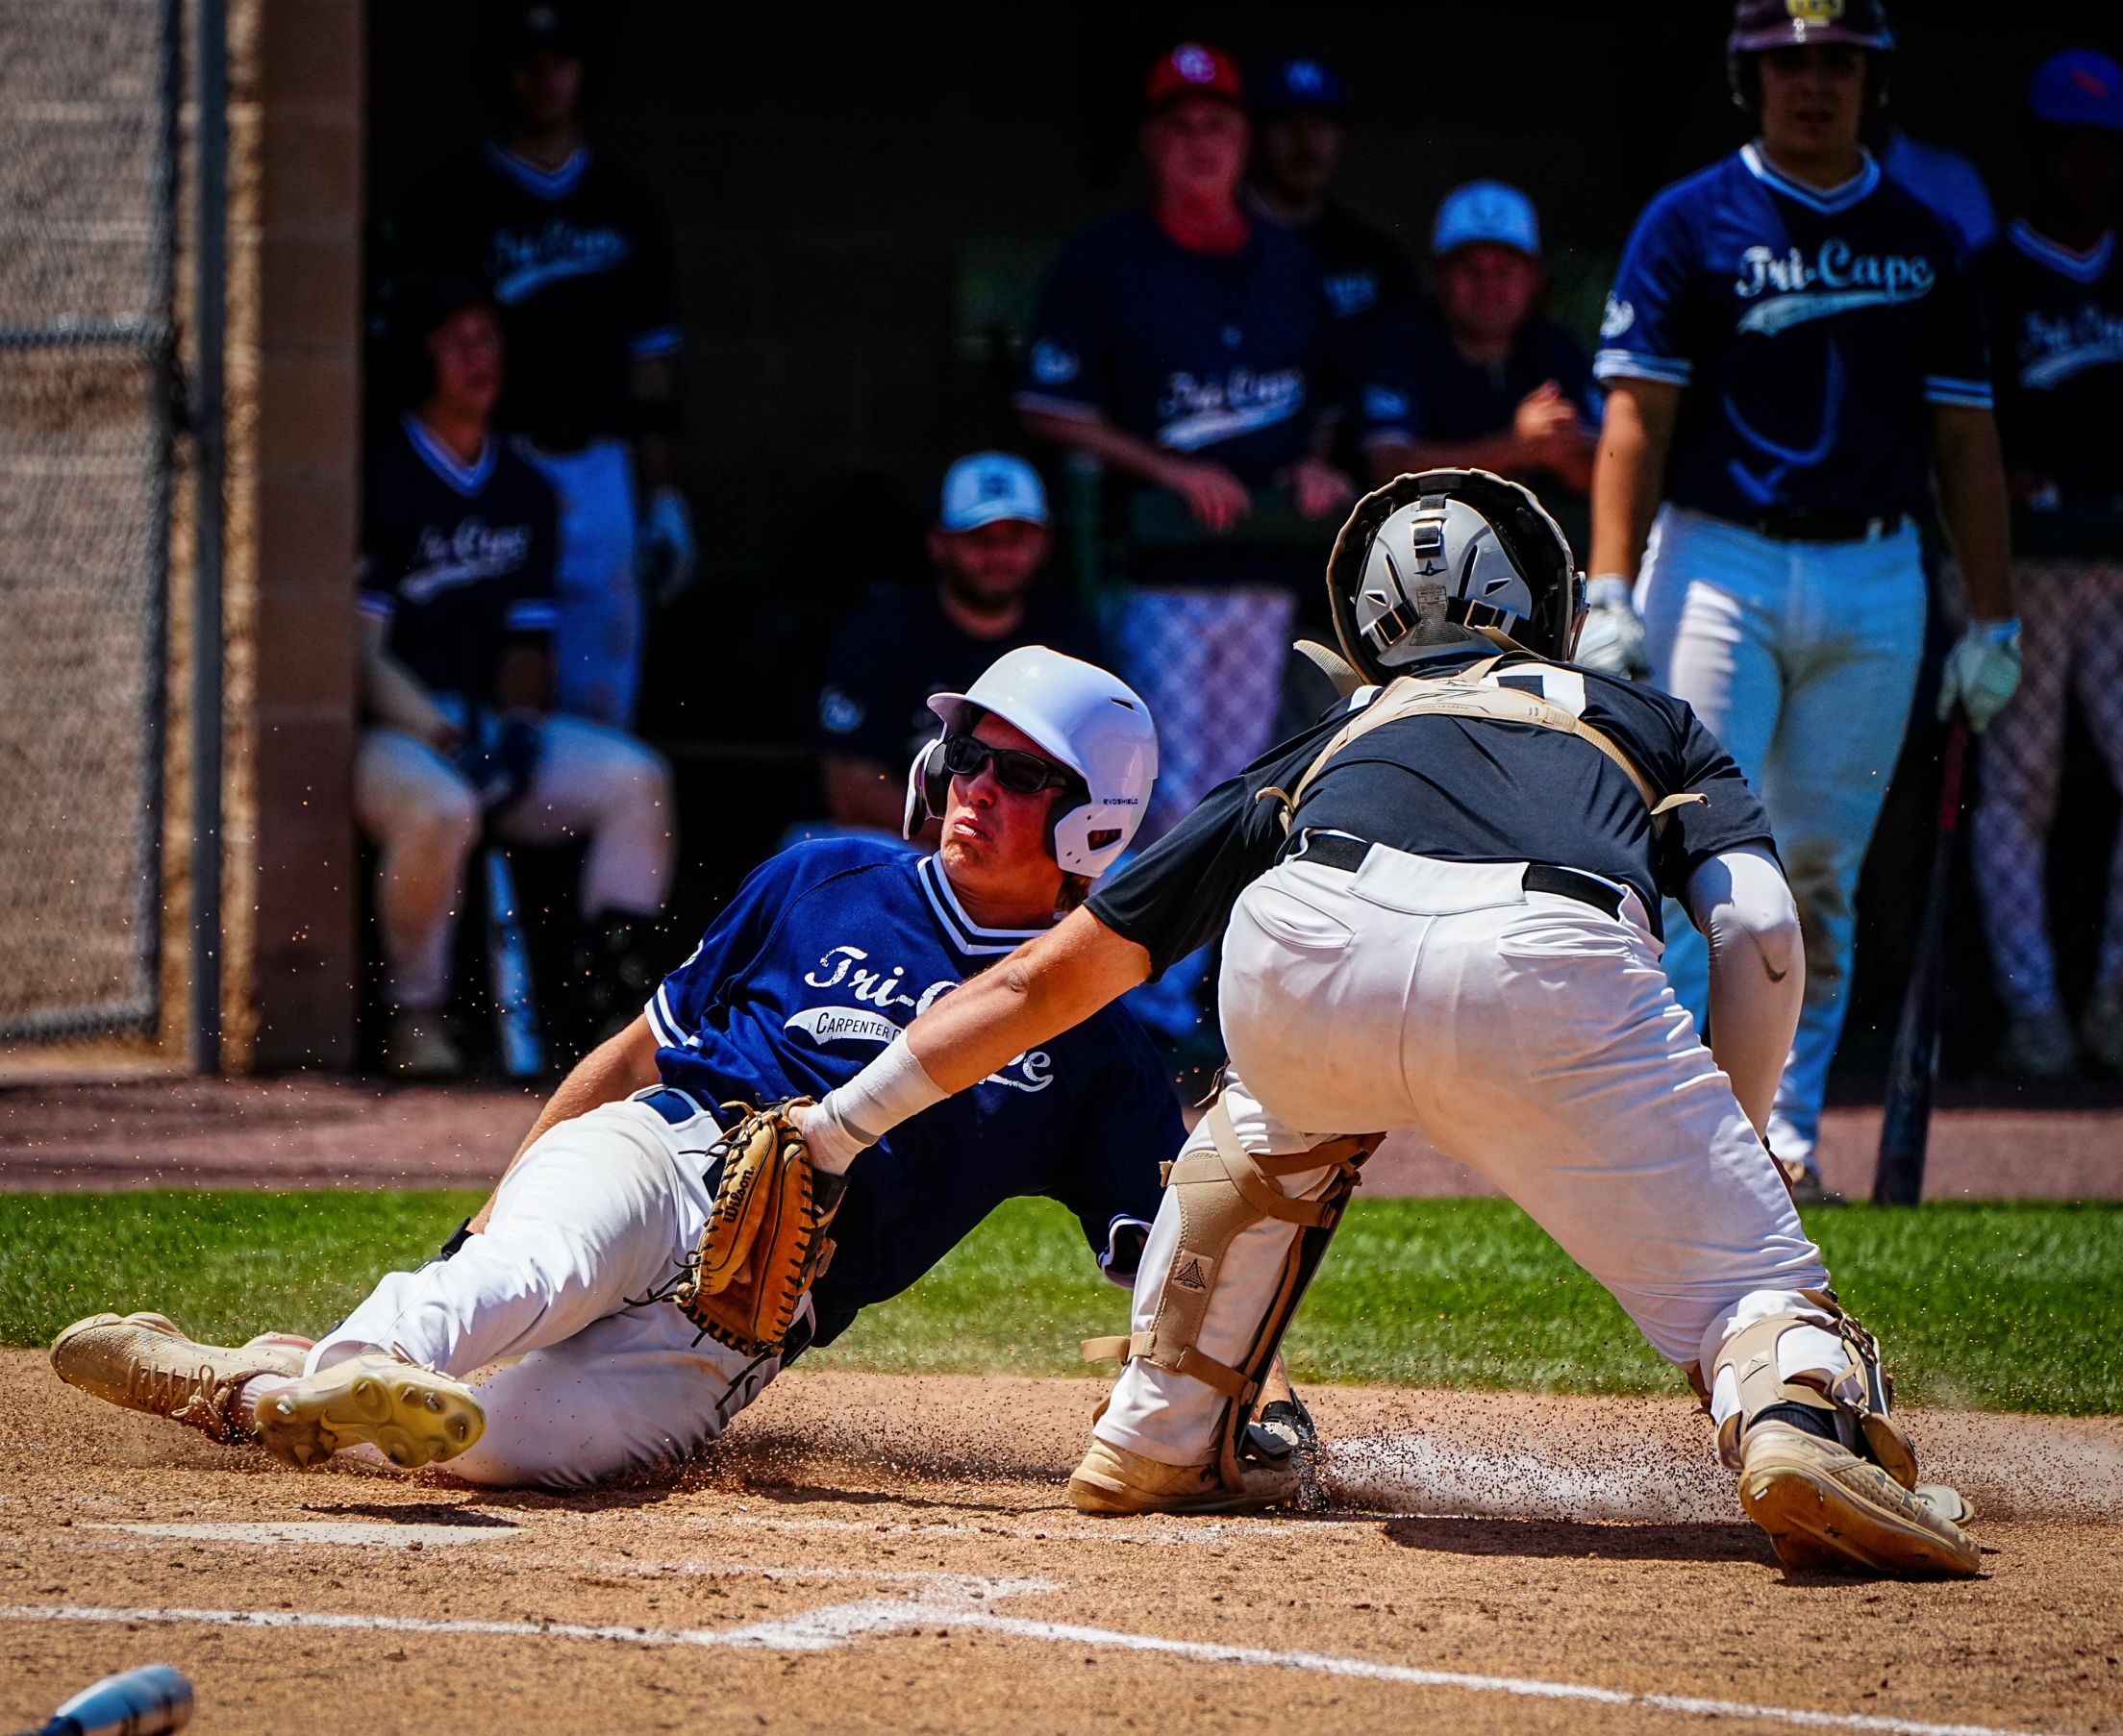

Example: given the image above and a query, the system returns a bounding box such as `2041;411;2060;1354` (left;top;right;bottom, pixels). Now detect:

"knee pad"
1086;1092;1377;1488
1708;1288;1917;1489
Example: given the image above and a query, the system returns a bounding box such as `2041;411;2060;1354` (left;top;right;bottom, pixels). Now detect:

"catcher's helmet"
1326;470;1584;682
904;646;1159;878
1727;0;1894;111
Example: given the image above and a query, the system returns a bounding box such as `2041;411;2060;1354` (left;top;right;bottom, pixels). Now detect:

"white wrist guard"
805;1034;947;1174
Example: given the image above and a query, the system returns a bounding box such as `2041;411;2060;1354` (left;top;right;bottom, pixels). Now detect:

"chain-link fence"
0;0;181;1044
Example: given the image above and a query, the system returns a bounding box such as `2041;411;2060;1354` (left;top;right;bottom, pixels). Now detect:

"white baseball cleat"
249;1353;485;1470
50;1311;310;1444
1737;1422;1981;1577
1068;1436;1299;1516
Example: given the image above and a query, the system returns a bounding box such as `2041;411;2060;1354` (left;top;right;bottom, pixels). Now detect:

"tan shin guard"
1711;1289;1919;1486
1086;1096;1375;1489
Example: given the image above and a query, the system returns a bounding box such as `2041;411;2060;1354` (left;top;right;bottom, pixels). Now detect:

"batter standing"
387;2;690;727
52;651;1188;1490
1585;0;2019;1193
800;471;1979;1577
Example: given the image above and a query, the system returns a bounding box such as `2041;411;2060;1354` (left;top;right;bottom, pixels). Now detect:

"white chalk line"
714;1512;1378;1547
0;1601;2064;1735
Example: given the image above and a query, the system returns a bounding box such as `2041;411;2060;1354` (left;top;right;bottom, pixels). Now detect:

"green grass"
3;1191;2117;1414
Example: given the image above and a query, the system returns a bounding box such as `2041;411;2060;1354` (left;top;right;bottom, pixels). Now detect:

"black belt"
1286;831;1625;919
1721;506;1911;544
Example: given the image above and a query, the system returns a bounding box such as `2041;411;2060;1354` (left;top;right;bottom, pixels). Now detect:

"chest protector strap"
1083;1093;1379;1491
1258;653;1707;835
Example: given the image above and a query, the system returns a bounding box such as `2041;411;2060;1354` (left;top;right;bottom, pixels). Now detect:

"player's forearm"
1366;432;1526;484
1686;846;1804;1137
1930;406;2015;621
1017;407;1177;490
1588;381;1678;581
468;1016;662;1231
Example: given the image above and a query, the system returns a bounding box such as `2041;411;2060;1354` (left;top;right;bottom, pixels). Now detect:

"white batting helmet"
903;646;1159;878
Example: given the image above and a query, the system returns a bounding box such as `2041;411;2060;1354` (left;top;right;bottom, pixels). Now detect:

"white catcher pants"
1637;506;1926;1166
309;1092;780;1489
1098;845;1830;1468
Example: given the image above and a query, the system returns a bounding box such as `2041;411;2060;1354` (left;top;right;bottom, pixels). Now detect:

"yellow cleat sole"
252;1355;485;1471
1739;1426;1981;1579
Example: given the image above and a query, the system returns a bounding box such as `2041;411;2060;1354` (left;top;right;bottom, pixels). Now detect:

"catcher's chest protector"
1086;1096;1377;1489
1262;653;1705;836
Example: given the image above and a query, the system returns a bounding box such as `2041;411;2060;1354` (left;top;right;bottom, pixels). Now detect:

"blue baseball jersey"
1595;146;1991;521
1014;210;1341;486
643;836;1179;1346
1976;222;2123;509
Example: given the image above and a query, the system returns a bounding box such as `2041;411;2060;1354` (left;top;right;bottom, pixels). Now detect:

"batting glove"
1936;618;2022;732
1574;576;1648;678
637;485;699;605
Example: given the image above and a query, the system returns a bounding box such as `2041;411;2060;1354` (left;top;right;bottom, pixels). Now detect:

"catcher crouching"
52;648;1234;1490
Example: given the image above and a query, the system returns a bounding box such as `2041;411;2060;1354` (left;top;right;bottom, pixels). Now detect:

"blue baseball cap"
2028;49;2123;131
1431;181;1541;259
1252;54;1350;121
939;453;1048;533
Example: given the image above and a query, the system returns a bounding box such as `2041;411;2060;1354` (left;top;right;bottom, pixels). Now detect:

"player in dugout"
1015;41;1356;847
355;279;673;1079
51;649;1319;1490
1359;181;1602;499
814;453;1105;836
384;0;692;730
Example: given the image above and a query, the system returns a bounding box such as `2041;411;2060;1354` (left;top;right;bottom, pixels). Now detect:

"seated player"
1360;182;1600;495
49;649;1289;1493
814;453;1104;834
357;279;675;1076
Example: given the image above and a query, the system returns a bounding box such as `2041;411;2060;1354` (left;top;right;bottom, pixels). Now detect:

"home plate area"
3;1361;2117;1735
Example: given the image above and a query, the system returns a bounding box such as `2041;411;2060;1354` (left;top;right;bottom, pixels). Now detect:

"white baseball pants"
354;715;674;1011
1636;506;1926;1167
1113;585;1297;845
307;1092;779;1489
1098;846;1830;1468
1972;558;2123;1019
523;438;642;728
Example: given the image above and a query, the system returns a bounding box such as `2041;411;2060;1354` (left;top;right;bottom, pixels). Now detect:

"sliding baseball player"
52;650;1289;1489
792;471;1980;1577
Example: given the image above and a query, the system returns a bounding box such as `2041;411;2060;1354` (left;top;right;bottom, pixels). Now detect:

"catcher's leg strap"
1083;1095;1375;1480
1709;1288;1917;1487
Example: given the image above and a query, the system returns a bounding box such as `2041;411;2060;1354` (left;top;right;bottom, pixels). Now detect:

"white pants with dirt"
1636;505;1926;1169
1972;558;2123;1020
1113;585;1297;846
307;1090;777;1489
1096;845;1834;1469
523;438;642;727
354;715;674;1012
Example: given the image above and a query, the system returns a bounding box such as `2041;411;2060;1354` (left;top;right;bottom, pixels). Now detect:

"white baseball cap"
939;452;1048;533
1431;180;1541;259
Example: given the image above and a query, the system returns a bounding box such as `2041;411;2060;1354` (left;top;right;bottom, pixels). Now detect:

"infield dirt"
3;1355;2118;1735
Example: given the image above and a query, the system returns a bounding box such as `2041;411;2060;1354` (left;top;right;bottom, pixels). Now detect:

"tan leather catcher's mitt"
672;1099;846;1357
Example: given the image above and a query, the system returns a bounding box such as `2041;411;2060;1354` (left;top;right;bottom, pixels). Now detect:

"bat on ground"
13;1664;191;1736
484;841;543;1079
1873;713;1971;1205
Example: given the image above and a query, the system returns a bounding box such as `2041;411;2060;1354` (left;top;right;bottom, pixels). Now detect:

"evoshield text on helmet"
1325;469;1585;682
903;646;1159;878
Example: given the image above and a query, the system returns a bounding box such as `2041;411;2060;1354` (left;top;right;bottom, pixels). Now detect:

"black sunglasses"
939;733;1075;796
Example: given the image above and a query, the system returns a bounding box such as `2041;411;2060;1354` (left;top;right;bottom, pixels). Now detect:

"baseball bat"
1873;713;1971;1205
484;842;543;1079
12;1665;192;1736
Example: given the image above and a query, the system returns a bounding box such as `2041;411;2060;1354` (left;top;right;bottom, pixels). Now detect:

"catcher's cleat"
50;1311;307;1444
1737;1423;1981;1578
1068;1436;1299;1516
249;1353;485;1470
1250;1397;1329;1511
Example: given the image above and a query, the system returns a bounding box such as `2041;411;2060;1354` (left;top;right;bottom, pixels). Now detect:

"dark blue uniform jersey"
1015;210;1341;487
1359;304;1602;455
643;837;1178;1346
358;416;559;704
1976;221;2123;509
1596;146;1990;521
390;144;678;455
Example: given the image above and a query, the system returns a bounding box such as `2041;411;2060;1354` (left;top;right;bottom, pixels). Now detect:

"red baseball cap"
1145;42;1244;114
